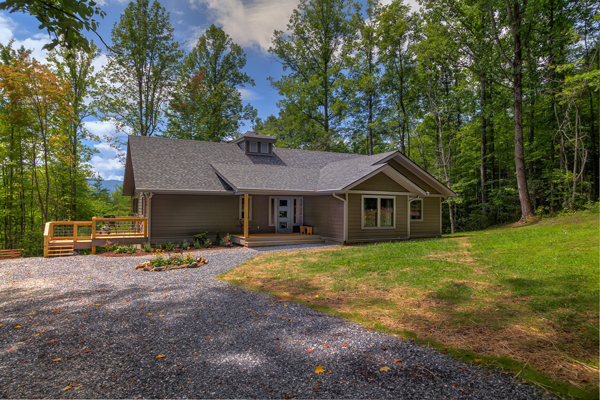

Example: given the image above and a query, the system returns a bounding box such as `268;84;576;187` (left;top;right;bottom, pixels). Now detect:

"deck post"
73;223;78;243
244;193;249;238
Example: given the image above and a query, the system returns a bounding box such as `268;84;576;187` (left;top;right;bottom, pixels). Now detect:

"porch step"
245;239;325;247
48;245;75;257
240;235;321;243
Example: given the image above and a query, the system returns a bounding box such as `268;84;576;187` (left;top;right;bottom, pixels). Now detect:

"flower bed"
135;251;208;272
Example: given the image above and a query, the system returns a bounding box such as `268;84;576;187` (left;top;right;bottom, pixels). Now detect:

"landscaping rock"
134;257;208;271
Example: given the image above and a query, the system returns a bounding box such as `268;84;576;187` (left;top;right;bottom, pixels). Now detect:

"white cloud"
187;0;299;52
238;87;261;101
0;13;52;62
84;121;127;181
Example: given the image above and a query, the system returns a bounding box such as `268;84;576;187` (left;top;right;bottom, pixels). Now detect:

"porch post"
244;193;249;238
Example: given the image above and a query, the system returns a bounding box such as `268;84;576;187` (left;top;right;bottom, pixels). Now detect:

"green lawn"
220;211;599;399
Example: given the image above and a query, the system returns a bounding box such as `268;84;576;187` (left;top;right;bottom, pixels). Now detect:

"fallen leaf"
474;359;483;362
314;386;320;390
193;353;200;356
315;295;319;298
52;358;62;362
139;306;145;309
205;337;211;340
394;359;402;363
82;350;90;353
323;345;330;348
315;365;326;374
156;355;166;358
380;367;390;372
62;384;74;391
581;379;590;383
306;349;314;353
14;326;22;329
341;343;347;347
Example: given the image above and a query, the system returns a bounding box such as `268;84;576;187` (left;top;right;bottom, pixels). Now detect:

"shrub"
115;245;136;254
164;242;176;251
143;243;153;252
193;240;201;249
203;238;212;248
181;240;190;250
150;250;196;269
214;231;221;246
193;232;208;242
221;234;233;247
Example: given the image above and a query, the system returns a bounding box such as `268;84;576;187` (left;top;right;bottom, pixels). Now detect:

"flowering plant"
221;233;233;247
150;250;197;269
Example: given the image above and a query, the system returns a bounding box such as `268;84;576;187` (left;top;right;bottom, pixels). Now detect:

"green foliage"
97;0;183;137
115;245;136;254
202;238;212;248
180;240;190;250
142;243;153;252
193;232;208;242
165;25;256;141
163;241;175;251
0;0;106;51
214;231;221;246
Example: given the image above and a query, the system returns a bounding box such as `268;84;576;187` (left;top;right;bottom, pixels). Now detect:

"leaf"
394;359;402;363
14;326;22;328
156;354;166;358
341;343;347;347
315;365;326;374
315;295;319;298
380;367;390;372
306;349;314;353
474;359;483;362
314;386;320;390
62;384;74;391
323;345;330;348
52;358;62;362
82;350;90;353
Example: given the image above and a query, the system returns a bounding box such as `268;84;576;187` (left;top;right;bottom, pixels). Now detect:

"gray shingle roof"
128;136;369;193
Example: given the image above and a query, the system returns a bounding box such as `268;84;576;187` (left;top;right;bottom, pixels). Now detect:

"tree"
0;0;106;51
48;43;101;219
165;25;256;142
268;0;361;151
97;0;183;137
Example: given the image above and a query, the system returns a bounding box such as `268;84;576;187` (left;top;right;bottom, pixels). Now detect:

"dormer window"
232;131;277;156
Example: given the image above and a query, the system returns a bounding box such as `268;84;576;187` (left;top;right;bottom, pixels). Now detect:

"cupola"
231;131;277;156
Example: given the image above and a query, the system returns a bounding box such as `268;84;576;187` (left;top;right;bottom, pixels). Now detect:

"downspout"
147;192;154;244
332;193;347;243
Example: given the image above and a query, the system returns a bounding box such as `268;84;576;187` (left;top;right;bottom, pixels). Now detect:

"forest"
0;0;598;255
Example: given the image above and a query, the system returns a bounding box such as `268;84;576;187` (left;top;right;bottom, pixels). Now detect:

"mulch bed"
134;256;209;271
95;245;241;257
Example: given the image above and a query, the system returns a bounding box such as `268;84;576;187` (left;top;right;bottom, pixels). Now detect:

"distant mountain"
98;180;123;192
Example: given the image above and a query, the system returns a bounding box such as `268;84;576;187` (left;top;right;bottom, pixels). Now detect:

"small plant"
149;250;197;269
143;243;153;252
164;242;176;251
115;245;136;254
155;242;164;250
203;238;212;248
193;240;201;249
214;231;221;246
221;233;233;247
181;240;190;250
193;232;208;242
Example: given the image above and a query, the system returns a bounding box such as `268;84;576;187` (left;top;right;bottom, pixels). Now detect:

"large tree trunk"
480;78;487;214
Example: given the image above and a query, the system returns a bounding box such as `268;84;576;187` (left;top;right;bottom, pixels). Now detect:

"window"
249;141;257;153
239;196;253;221
410;199;423;221
362;196;395;229
131;198;138;215
260;142;269;153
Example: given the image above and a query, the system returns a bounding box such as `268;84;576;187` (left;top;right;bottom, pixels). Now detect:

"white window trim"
410;198;424;222
361;195;396;229
239;196;253;221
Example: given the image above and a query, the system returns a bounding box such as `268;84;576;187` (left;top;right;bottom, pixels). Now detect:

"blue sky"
0;0;417;181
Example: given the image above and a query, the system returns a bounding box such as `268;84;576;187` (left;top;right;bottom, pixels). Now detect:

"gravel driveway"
1;245;550;399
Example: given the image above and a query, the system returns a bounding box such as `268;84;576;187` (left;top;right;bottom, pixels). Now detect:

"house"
122;131;456;247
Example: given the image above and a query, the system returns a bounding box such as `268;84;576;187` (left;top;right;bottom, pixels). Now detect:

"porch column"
244;193;249;238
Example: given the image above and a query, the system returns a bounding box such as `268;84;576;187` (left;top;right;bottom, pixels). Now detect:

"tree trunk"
480;78;487;214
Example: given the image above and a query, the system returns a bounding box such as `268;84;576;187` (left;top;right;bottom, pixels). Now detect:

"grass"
219;211;600;399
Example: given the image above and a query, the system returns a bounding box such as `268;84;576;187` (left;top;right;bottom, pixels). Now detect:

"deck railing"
43;217;148;257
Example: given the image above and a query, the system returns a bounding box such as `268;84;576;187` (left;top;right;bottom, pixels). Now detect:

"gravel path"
1;245;551;399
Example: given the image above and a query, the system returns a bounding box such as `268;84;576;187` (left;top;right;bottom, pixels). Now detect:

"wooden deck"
43;217;148;257
231;233;324;247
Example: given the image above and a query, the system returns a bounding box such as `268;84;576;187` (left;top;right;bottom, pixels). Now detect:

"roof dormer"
231;131;277;156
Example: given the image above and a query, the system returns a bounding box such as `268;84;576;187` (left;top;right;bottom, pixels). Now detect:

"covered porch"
234;193;324;247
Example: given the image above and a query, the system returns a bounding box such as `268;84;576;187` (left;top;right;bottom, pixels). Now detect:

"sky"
0;0;418;181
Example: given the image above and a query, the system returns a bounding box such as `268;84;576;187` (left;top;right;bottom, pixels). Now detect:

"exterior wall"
352;172;408;192
409;196;442;238
150;194;275;242
387;159;440;194
347;194;408;242
303;195;344;241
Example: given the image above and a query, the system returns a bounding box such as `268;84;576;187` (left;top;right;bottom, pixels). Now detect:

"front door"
277;197;292;234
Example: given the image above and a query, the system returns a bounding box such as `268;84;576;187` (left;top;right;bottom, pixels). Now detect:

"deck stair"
47;245;75;257
231;233;325;247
